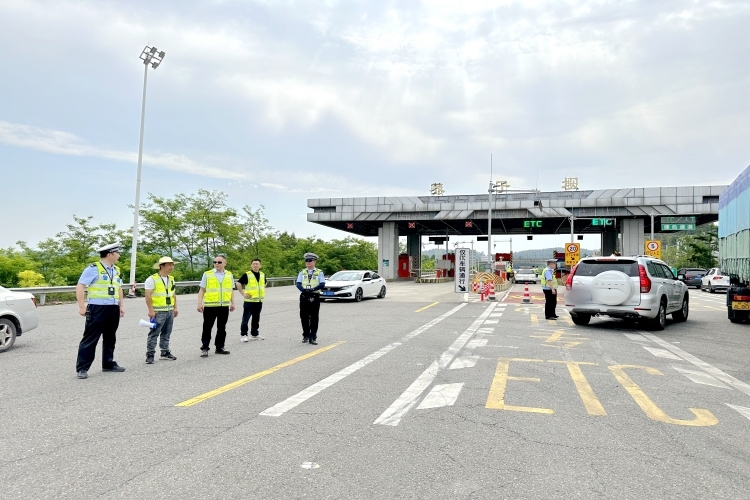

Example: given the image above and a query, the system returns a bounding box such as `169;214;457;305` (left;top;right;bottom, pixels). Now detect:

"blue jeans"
147;310;174;356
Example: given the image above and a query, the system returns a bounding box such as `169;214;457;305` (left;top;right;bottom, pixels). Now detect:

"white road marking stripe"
726;404;750;421
639;331;750;398
673;366;730;389
417;383;464;409
374;303;497;426
259;303;467;417
477;327;495;334
483;320;498;324
624;333;648;342
449;355;480;370
643;346;683;360
465;339;488;350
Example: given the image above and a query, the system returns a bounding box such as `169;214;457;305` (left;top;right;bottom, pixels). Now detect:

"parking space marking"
261;303;467;417
175;341;346;407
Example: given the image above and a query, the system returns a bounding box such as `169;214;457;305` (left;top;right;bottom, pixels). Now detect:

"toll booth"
398;254;412;278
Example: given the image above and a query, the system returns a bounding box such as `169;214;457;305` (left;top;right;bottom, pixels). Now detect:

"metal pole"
128;61;149;295
570;216;574;243
650;212;654;241
488;182;492;271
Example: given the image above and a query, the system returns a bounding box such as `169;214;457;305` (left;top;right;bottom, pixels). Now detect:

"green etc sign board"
591;218;614;226
523;220;543;228
661;216;696;231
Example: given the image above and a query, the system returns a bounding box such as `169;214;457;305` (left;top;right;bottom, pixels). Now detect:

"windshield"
329;272;364;282
575;260;639;277
685;271;705;279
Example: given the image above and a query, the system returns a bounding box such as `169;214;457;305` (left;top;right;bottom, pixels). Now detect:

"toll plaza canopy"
307;185;726;279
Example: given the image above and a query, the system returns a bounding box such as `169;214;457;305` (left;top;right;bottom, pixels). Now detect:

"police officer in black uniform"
75;242;126;379
296;252;325;345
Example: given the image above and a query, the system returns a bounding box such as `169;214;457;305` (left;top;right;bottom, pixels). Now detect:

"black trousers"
240;302;263;336
299;294;320;340
543;289;558;319
202;306;229;349
76;304;120;372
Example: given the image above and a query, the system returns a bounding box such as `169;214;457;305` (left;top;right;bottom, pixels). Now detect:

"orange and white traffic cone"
488;282;496;301
522;283;531;303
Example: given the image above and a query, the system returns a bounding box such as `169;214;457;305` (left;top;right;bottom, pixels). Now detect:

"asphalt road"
2;282;750;499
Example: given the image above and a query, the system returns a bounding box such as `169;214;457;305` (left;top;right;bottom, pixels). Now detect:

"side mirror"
677;275;685;280
363;278;371;282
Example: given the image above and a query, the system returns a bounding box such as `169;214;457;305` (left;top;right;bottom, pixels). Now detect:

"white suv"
564;256;689;330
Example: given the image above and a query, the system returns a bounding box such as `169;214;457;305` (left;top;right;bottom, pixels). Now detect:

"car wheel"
354;288;363;302
650;300;667;331
0;318;17;352
673;295;689;322
377;286;386;298
571;313;591;326
709;284;715;294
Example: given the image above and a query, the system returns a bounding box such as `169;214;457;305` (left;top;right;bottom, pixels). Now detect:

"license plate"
732;302;750;310
323;291;335;296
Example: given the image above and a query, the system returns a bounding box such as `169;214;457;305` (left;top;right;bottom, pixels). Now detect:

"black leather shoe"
546;317;558;320
309;340;318;345
103;364;125;372
215;348;231;355
77;370;88;379
302;338;309;343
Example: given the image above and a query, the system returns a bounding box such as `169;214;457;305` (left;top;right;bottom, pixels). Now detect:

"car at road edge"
320;271;387;302
0;285;40;351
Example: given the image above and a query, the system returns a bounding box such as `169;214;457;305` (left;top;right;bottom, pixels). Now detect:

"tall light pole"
127;45;165;297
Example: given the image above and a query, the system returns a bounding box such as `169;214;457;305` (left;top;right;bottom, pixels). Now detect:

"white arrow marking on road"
673;366;730;389
417;383;465;409
726;404;750;421
259;303;467;417
374;303;498;426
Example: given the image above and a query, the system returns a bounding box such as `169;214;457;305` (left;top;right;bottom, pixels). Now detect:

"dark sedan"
676;268;707;288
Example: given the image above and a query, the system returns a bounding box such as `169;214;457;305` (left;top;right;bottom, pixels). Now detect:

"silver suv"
564;256;689;330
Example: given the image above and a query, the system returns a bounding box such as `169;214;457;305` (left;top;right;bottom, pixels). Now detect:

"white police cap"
304;252;319;260
96;242;121;254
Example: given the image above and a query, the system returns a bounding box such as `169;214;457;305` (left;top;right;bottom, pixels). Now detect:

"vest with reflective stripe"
300;269;322;294
243;272;266;302
151;273;175;311
203;270;234;307
87;262;122;300
541;268;557;288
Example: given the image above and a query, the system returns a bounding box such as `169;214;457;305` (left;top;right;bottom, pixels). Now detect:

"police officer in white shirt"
296;253;325;345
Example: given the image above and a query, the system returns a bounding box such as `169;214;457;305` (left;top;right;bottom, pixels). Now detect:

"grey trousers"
147;310;174;356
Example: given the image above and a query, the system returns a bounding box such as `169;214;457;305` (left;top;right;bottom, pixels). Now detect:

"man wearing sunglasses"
197;254;235;357
296;252;325;345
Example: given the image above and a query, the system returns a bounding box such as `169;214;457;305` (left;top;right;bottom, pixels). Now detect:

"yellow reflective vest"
300;269;322;294
203;269;234;307
87;262;122;300
243;271;266;302
150;273;175;311
541;268;557;288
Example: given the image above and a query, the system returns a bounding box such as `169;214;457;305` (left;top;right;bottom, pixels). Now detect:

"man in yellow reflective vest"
75;242;126;379
144;256;179;364
197;254;235;357
236;258;266;341
296;252;325;345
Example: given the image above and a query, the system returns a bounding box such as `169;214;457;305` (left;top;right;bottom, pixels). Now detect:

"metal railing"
10;277;297;305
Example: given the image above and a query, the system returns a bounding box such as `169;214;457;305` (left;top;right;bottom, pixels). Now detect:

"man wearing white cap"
296;252;325;345
75;242;126;379
144;256;179;364
542;259;559;320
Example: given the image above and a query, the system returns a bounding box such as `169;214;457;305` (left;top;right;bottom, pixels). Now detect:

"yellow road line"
415;302;440;313
175;341;346;407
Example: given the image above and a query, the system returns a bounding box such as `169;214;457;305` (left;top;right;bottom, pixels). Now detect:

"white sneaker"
250;335;265;340
241;336;249;343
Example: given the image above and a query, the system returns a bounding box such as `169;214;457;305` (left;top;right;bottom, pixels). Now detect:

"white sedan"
0;286;40;351
320;271;387;302
701;268;730;293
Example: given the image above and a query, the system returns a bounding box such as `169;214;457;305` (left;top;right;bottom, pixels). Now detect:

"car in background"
0;286;39;351
514;268;538;284
701;268;730;293
320;271;387;302
676;268;707;288
564;256;689;330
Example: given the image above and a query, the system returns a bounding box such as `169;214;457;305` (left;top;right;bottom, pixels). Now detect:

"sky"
1;0;749;254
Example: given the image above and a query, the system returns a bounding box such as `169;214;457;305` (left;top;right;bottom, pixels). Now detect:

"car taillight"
734;295;750;301
565;264;578;290
31;297;37;308
712;276;723;280
638;264;651;293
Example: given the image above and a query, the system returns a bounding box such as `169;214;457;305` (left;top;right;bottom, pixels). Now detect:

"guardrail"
10;277;297;305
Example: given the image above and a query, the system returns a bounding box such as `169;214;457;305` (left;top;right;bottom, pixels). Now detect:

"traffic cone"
480;281;485;301
488;282;496;301
522;283;531;303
